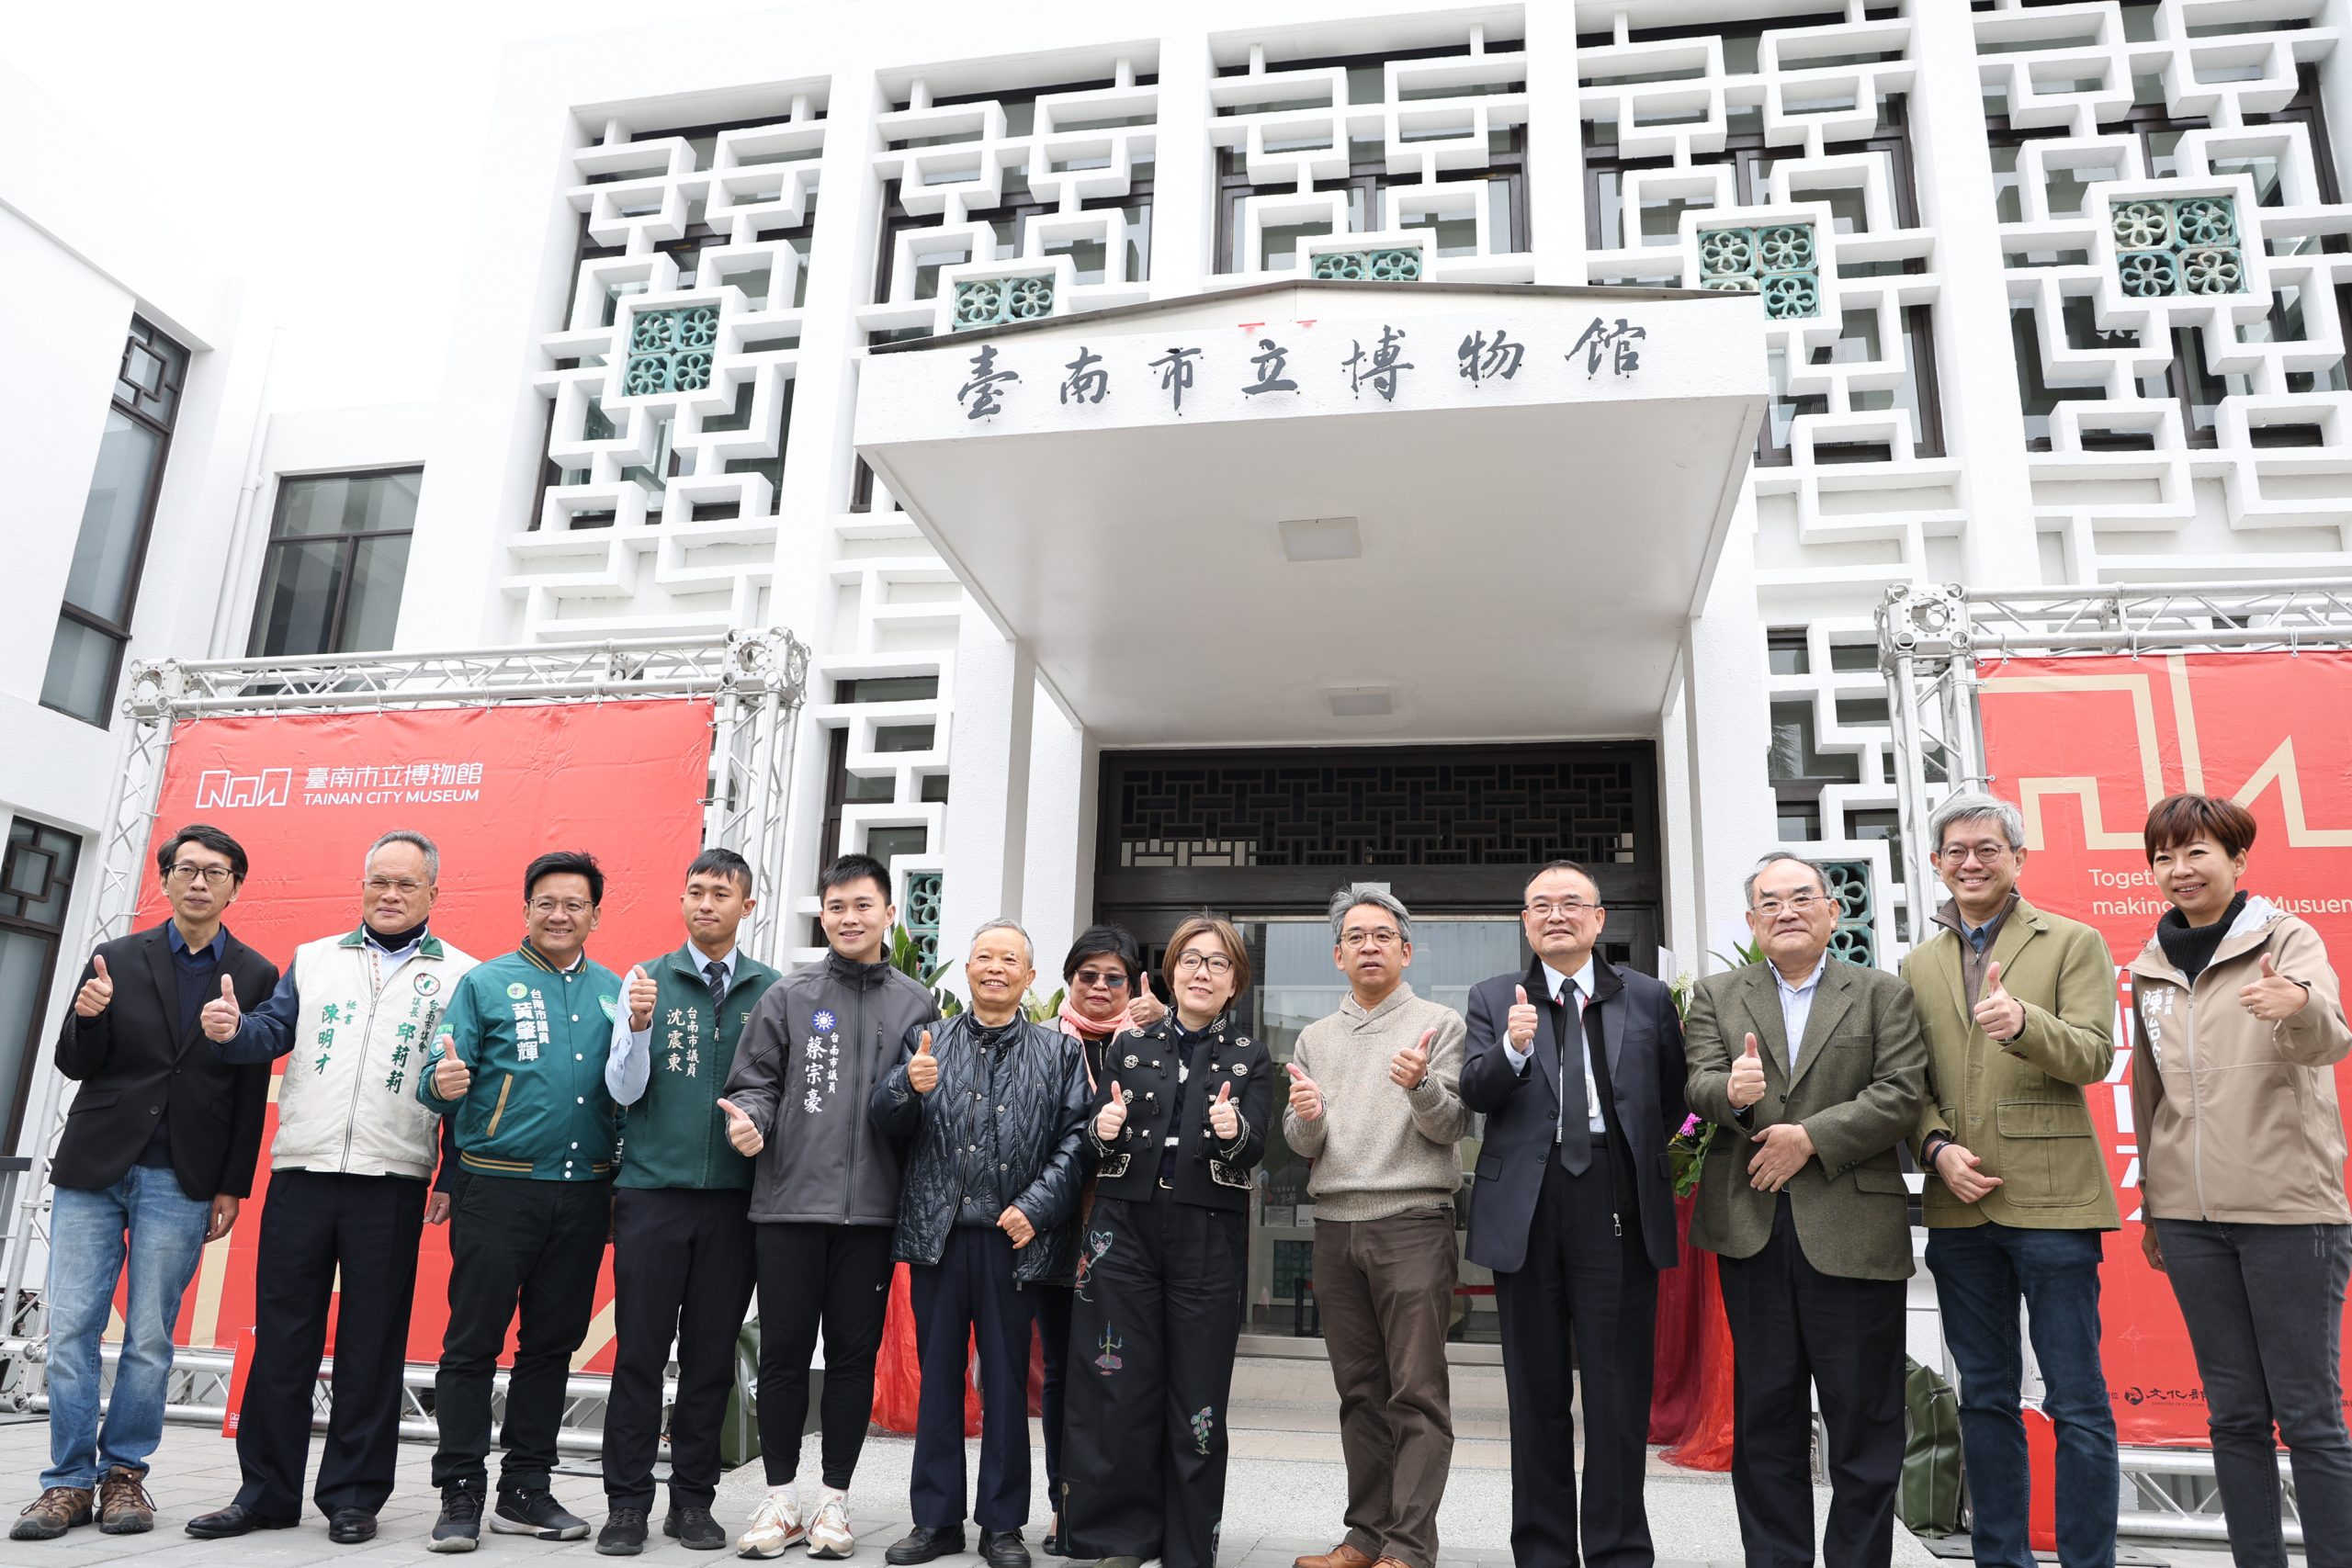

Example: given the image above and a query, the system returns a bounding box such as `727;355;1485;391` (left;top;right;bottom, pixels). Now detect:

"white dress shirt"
608;947;737;1105
1504;954;1607;1139
1770;953;1828;1074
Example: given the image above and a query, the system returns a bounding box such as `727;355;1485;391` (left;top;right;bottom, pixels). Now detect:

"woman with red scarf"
1040;926;1163;1555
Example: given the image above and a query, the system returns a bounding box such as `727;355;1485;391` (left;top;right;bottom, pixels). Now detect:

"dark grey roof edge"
868;276;1724;354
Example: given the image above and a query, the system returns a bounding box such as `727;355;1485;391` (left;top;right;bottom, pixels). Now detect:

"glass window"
40;615;127;725
247;468;422;658
60;412;165;625
0;815;84;1145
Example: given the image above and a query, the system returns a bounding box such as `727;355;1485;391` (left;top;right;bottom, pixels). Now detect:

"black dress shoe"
884;1524;967;1564
185;1503;299;1540
327;1509;378;1545
981;1528;1032;1568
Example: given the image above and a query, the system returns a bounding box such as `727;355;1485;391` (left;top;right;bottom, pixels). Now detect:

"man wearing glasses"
417;851;624;1552
1684;852;1928;1568
1283;886;1469;1568
16;826;277;1543
1458;861;1689;1568
1901;794;2120;1568
184;830;475;1545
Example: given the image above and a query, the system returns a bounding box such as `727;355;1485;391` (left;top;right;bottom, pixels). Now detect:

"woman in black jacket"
1060;915;1273;1568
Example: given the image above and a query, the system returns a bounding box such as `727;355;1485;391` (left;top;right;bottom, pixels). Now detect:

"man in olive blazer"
1684;852;1926;1568
1901;793;2119;1568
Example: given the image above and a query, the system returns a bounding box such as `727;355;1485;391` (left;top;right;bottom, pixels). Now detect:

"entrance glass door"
1231;917;1523;1345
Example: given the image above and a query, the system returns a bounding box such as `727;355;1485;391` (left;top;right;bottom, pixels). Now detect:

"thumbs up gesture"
1095;1080;1128;1142
1506;985;1539;1050
1286;1061;1323;1122
1209;1080;1240;1142
626;965;658;1032
907;1029;939;1094
430;1036;472;1100
2241;949;2312;1021
1390;1027;1435;1090
1973;959;2026;1042
201;975;242;1042
1727;1032;1767;1109
715;1097;764;1156
74;954;114;1019
1127;969;1167;1029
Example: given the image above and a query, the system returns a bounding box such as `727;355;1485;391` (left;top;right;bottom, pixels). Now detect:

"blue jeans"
1925;1222;2117;1568
42;1168;212;1490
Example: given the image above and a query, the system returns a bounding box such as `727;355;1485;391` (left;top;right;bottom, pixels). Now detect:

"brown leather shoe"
96;1468;154;1535
11;1487;94;1540
1294;1545;1375;1568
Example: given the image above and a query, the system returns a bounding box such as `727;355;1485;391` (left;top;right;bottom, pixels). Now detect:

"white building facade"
11;0;2352;1343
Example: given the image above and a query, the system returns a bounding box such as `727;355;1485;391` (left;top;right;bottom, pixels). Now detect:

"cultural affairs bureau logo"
192;770;292;809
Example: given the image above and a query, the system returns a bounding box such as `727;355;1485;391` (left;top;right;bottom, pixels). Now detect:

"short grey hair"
1929;791;2027;854
1744;850;1828;908
968;918;1033;963
1329;884;1412;945
365;829;439;881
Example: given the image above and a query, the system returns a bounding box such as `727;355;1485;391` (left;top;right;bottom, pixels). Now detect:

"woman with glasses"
1062;915;1272;1568
2130;794;2352;1567
1037;927;1164;1555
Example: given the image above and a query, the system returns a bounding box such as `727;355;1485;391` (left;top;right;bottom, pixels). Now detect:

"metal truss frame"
1878;577;2352;1548
0;630;810;1439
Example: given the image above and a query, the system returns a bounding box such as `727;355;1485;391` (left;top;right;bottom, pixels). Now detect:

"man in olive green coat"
1685;851;1927;1568
1901;792;2119;1568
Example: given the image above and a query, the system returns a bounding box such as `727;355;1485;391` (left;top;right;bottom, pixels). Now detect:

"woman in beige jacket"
2131;793;2352;1568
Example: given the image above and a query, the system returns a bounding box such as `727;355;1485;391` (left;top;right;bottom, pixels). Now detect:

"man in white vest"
186;830;476;1546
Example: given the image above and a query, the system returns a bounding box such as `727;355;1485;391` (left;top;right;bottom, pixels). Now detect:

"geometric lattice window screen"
954;276;1056;332
904;869;944;968
1697;223;1819;318
1821;858;1875;966
625;307;719;394
2114;197;2244;298
1310;247;1425;281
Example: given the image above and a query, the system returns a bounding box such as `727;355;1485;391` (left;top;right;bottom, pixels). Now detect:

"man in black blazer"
1461;859;1688;1568
12;825;276;1545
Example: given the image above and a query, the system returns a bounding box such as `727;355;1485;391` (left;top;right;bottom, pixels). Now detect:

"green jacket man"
418;942;625;1180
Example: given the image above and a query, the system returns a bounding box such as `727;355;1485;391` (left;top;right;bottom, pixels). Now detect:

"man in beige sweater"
1283;886;1471;1568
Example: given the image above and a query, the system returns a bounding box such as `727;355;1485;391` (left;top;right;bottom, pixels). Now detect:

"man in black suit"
1461;859;1688;1568
11;825;276;1545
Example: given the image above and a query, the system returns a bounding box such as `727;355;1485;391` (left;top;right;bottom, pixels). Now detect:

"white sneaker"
737;1495;807;1560
805;1497;853;1560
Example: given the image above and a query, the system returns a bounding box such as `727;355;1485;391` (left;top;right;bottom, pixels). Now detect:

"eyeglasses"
1936;842;2012;864
1524;898;1596;919
1340;929;1402;950
1752;893;1828;916
167;864;234;886
1072;968;1129;990
529;897;593;916
365;877;427;896
1174;952;1235;976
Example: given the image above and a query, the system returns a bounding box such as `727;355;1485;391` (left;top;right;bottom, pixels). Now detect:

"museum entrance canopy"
854;280;1766;745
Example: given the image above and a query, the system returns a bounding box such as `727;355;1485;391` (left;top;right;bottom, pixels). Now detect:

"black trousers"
1036;1282;1073;1501
909;1227;1036;1531
1494;1151;1657;1568
604;1186;757;1511
430;1175;610;1494
1717;1196;1906;1568
232;1169;426;1519
1062;1189;1248;1568
752;1221;894;1489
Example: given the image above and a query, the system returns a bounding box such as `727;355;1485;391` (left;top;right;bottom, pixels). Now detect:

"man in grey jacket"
1284;886;1470;1568
718;853;939;1559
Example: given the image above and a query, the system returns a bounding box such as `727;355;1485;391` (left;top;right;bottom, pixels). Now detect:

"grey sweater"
1283;983;1472;1223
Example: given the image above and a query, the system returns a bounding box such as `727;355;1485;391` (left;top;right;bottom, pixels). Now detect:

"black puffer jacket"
868;1014;1091;1283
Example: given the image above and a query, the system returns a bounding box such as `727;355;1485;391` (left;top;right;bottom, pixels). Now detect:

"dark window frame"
0;815;84;1148
245;466;424;658
42;316;190;727
1992;63;2344;452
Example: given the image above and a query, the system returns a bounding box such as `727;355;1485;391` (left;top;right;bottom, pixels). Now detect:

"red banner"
124;700;715;1371
1978;651;2352;1445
